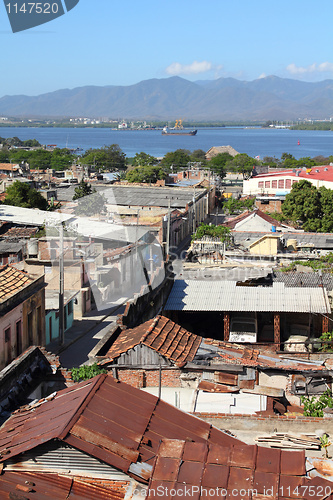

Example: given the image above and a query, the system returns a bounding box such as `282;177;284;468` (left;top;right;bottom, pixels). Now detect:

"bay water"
1;126;333;160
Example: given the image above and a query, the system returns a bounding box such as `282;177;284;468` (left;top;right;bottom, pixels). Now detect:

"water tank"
271;225;276;232
287;238;297;251
27;238;38;257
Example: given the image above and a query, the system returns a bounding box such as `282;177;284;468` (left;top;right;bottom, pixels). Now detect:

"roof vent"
296;171;300;176
325;168;329;171
316;169;319;173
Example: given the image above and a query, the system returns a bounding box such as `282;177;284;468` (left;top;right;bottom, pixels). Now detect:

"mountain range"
1;75;333;121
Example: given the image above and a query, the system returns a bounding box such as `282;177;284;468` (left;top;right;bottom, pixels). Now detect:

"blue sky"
1;0;333;96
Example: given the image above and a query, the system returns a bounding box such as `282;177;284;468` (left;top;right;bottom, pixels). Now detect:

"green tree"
126;165;166;183
282;180;322;231
0;149;10;163
192;223;231;244
73;180;106;216
319;186;333;232
73;179;95;200
133;152;157;167
5;180;48;210
227;153;259;178
161;149;191;172
208;152;233;178
190;149;207;164
82;144;126;171
50;148;75;171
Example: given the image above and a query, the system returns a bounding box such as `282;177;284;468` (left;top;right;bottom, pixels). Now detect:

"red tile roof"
254;164;333;182
0;264;33;301
103;315;202;367
2;226;38;238
147;439;333;500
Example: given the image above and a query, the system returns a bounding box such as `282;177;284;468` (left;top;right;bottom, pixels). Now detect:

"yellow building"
248;234;282;256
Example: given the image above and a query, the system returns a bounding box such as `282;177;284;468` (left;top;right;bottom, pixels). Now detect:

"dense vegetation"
281;180;333;232
192;223;231;243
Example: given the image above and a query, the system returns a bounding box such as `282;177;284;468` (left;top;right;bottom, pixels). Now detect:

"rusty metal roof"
0;470;122;499
201;339;326;372
103;316;202;367
0;374;240;478
0;264;33;302
147;439;333;499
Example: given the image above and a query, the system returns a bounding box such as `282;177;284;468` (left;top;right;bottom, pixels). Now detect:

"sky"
0;0;333;96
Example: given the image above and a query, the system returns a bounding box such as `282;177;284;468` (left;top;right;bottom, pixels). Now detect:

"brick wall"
255;199;283;213
117;368;182;388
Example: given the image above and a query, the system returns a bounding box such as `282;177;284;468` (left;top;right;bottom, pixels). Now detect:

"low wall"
194;412;333;434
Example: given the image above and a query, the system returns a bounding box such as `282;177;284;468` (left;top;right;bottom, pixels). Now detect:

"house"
0;242;24;265
45;289;78;344
248;233;283;255
0;346;73;423
0;265;45;369
223;208;294;232
93;315;332;415
0;374;331;497
243;164;333;196
205;145;239;160
163;280;331;347
0;163;20;177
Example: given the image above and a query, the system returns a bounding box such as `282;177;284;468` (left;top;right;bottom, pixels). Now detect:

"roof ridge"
140;315;161;343
58;373;108;440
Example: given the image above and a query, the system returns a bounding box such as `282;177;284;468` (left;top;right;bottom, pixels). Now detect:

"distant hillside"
1;75;333;121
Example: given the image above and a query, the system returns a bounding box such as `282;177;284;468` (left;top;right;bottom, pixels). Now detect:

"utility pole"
166;199;171;257
59;221;65;346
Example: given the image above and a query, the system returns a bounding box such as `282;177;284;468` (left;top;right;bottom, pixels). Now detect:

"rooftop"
0;374;240;476
147;438;332;500
0;264;33;302
164;280;331;314
102;315;202;367
251;164;333;182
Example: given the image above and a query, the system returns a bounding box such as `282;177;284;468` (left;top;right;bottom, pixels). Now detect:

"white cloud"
286;62;333;75
258;73;267;79
165;60;213;76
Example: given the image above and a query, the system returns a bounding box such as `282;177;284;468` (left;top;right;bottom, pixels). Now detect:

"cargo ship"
162;120;197;136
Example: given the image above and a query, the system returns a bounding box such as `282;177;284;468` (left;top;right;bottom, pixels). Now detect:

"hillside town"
2;141;333;498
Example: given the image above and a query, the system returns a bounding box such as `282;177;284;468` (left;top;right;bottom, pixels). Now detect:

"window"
272;180;277;188
258;181;264;188
285;179;291;189
16;321;22;356
4;328;10;343
265;181;270;188
278;179;284;188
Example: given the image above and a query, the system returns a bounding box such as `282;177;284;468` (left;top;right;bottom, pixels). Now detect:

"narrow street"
58;303;126;368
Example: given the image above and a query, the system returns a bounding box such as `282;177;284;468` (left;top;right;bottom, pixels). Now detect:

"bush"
301;390;333;417
71;363;107;382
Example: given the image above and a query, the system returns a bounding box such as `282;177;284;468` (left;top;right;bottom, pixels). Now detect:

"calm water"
1;126;333;160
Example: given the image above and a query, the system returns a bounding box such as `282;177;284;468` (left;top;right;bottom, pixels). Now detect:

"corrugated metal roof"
147;439;333;499
5;442;129;480
102;315;202;367
164;280;331;313
0;470;122;499
0;374;240;478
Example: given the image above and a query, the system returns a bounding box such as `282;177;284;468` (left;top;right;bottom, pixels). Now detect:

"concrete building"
243;164;333;196
0;265;45;369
